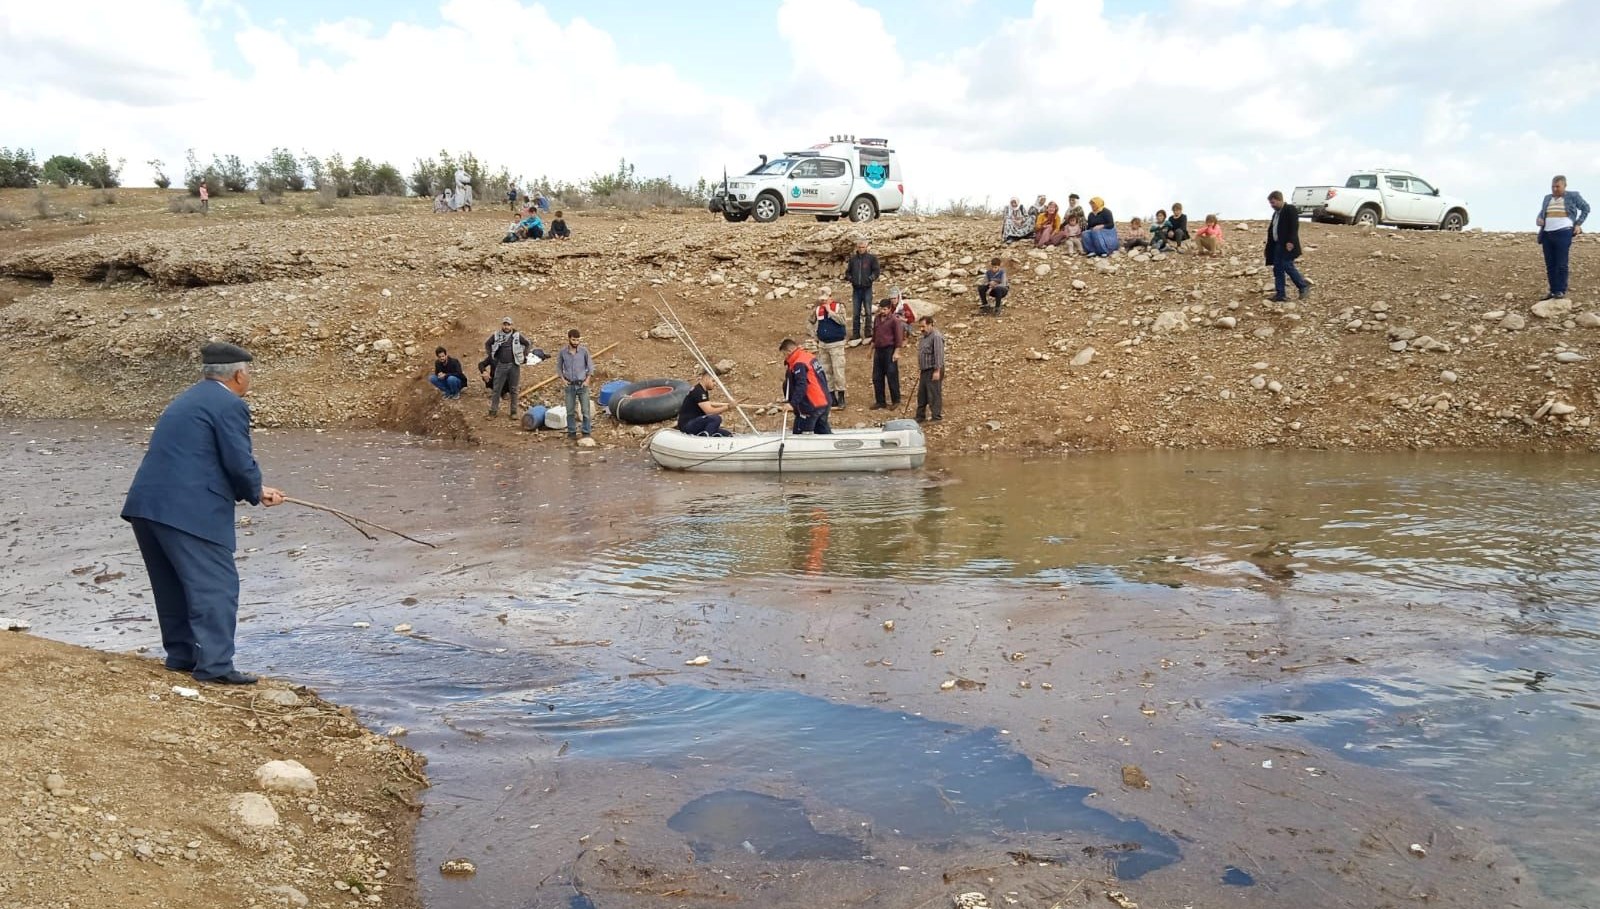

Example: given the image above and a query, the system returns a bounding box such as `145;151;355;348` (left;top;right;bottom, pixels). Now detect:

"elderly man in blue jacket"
1537;174;1590;301
122;342;285;685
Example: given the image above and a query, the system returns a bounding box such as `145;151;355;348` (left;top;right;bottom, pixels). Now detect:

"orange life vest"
784;348;830;410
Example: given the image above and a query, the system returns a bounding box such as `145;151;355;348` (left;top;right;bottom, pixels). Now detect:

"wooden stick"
282;496;438;548
518;342;619;403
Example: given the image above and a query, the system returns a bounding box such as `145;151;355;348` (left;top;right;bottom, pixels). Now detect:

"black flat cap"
201;341;253;364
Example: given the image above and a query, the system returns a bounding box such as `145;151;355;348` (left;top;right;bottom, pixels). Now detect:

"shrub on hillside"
42;155;90;188
167;195;203;214
90;189;117;206
0;148;40;188
83;150;123;188
315;182;338;208
32;190;52;219
149;158;171;190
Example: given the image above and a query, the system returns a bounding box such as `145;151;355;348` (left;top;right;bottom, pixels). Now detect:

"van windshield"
753;158;796;176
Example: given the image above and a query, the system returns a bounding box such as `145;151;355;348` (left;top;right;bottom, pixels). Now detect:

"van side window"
817;159;848;179
1346;175;1377;189
1385;176;1409;192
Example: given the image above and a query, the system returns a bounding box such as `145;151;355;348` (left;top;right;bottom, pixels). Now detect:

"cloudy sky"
4;0;1597;229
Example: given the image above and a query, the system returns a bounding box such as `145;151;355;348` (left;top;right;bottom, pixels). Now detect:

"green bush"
0;148;40;188
149;158;171;190
42;155;90;187
325;153;353;198
83;150;122;188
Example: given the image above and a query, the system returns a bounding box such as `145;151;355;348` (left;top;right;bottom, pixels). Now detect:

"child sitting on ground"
502;213;545;243
1194;214;1224;255
1121;217;1150;249
549;210;571;239
1157;203;1189;252
1058;213;1084;255
1148;210;1166;248
977;257;1009;315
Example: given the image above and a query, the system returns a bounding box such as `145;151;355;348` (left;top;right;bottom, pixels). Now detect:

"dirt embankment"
1;187;1596;453
0;629;427;909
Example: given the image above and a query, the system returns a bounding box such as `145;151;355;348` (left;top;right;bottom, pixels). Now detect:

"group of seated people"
502;209;572;243
1003;195;1225;257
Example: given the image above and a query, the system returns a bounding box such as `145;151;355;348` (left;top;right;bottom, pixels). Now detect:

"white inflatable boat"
648;419;927;473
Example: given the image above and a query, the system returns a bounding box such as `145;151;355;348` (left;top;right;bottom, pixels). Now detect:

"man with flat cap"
121;341;285;685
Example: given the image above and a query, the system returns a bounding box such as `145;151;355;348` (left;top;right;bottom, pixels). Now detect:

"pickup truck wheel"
1441;210;1466;231
1354;206;1380;228
849;196;878;223
723;210;750;223
752;194;782;223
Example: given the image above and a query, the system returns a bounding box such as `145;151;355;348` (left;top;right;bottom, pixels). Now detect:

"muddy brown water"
3;420;1598;908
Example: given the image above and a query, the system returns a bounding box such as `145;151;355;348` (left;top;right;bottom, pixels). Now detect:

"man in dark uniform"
121;342;285;685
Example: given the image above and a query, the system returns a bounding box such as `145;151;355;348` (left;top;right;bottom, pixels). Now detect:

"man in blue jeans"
428;346;467;397
1537;174;1589;301
558;328;595;441
1265;190;1311;302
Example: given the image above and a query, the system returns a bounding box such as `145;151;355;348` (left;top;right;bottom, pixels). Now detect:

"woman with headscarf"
1082;197;1120;257
1033;201;1061;248
1002;198;1034;243
1028;194;1046;219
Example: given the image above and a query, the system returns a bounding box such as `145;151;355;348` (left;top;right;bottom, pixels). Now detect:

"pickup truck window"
817;159;848;179
1347;175;1377;189
790;160;822;179
1385;176;1410;192
1409;177;1436;195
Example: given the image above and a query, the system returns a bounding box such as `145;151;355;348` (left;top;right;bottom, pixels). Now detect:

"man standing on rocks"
809;288;849;409
1537;175;1589;301
915;315;945;423
1265;191;1311;302
870;299;904;410
121;342;284;685
558;328;596;442
484;317;534;420
844;239;881;342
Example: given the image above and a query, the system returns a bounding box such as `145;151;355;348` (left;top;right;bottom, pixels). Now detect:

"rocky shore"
1;188;1595;454
0;630;427;909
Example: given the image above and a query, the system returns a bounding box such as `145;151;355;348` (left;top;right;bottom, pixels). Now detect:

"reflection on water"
582;453;1600;616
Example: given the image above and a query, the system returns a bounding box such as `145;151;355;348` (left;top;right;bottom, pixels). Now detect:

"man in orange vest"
778;338;833;434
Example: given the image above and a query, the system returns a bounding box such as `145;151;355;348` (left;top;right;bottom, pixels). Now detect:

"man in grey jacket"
915;315;945;423
484;316;534;419
557;328;595;440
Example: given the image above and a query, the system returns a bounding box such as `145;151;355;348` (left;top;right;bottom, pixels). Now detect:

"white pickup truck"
1292;169;1470;230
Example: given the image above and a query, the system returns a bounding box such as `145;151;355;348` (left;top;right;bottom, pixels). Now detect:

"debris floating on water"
439;858;477;875
685;655;711;667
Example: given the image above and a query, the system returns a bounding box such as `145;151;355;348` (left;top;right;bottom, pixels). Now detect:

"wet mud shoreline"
4;420;1595;908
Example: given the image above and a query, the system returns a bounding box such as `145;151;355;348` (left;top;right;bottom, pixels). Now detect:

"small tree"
268;147;305;191
149;158;171;190
215;154;249;193
408;157;441;197
41;155;90;188
371;162;405;196
0;147;41;188
184;149;223;196
349;156;376;195
325;153;353;198
83;150;123;188
302;152;326;191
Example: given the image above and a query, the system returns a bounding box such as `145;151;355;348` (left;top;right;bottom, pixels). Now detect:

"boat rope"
651;291;760;434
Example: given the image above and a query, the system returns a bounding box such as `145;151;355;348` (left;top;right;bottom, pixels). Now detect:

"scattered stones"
1151;311;1189;334
264;886;310;908
258;689;302;708
1531;298;1574;320
1071;279;1087;291
1555;351;1587;363
254;759;318;796
713;358;736;375
370;339;395;352
1577;312;1600;329
1034;264;1051;277
1250;375;1268;391
647;322;679;340
1252;326;1275;339
229;792;280;829
1500;313;1526;331
1213;316;1237;329
577;437;597;448
1550;402;1577;416
1070;347;1096;367
1441;370;1458;384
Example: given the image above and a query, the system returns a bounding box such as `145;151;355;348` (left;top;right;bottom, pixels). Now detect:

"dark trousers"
129;517;240;680
793;406;833;434
978;285;1009;312
680;414;730;436
1271;249;1308;299
1542;227;1573;295
916;368;942;420
872;347;901;405
490;362;520;415
850;284;873;338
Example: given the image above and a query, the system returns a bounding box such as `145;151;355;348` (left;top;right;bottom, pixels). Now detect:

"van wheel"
1354;206;1380;228
752;194;782;223
815;215;839;222
849;196;878;223
723;210;750;223
1441;209;1466;231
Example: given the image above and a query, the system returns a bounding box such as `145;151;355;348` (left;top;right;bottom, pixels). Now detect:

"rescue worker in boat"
778;338;833;435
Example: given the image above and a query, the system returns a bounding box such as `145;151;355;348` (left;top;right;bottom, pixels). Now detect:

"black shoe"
1269;296;1288;303
915;413;926;422
932;415;942;421
870;403;886;410
198;670;259;685
1298;285;1312;301
164;662;195;673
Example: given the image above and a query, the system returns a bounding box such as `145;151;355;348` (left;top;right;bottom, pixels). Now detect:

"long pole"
651;291;759;433
519;342;618;405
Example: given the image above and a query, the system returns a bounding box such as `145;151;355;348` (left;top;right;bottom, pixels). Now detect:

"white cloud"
2;0;1596;230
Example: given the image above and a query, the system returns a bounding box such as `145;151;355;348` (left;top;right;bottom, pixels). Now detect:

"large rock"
1070;347;1096;367
230;792;280;829
648;322;679;340
1151;311;1189;334
254;759;318;796
1577;312;1600;329
1531;298;1574;320
1500;313;1526;331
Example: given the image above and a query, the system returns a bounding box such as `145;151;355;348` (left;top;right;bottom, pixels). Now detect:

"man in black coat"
1265;190;1311;302
843;239;881;341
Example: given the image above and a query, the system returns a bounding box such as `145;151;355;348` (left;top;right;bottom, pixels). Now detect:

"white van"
709;136;904;223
